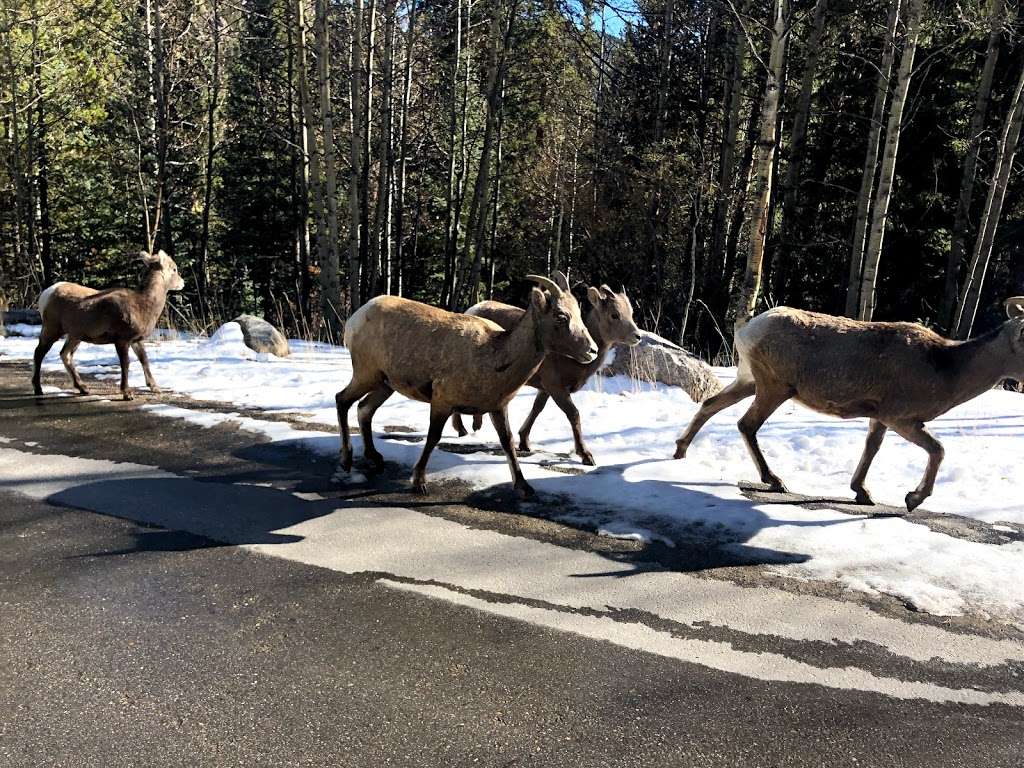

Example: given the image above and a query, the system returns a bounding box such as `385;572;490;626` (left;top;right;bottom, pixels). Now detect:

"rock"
229;314;290;357
600;330;722;402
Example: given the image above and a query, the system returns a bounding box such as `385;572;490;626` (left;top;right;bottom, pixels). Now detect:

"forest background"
1;0;1022;359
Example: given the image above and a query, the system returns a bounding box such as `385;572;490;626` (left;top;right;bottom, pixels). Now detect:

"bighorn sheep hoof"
853;489;874;506
148;385;162;394
764;478;788;494
122;390;135;402
580;451;596;466
33;385;44;397
905;491;926;512
411;474;428;495
672;442;688;460
365;451;385;470
518;440;533;455
77;386;91;396
515;482;536;500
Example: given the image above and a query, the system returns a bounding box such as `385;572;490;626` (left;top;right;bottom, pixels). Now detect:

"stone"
230;314;290;357
600;330;722;402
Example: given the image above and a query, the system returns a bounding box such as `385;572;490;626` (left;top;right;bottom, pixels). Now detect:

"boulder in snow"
229;314;290;358
1;308;41;337
601;330;721;402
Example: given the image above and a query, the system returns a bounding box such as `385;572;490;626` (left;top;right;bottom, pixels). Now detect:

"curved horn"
1005;296;1024;319
553;270;570;291
525;274;562;298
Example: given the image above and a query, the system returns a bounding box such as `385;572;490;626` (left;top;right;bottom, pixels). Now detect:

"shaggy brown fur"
674;301;1024;511
337;276;598;497
31;251;185;400
452;281;641;465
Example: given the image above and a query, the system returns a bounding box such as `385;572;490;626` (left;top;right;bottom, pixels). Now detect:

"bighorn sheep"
337;275;598;497
452;279;641;465
674;300;1024;511
31;250;185;401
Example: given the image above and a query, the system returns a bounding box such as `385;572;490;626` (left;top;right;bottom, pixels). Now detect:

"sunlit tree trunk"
942;0;1004;330
731;0;787;331
393;0;418;298
348;0;365;313
857;0;923;321
315;0;341;333
845;0;901;317
953;60;1024;339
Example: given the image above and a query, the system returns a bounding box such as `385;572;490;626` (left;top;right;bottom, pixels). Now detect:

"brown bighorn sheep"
31;250;185;401
674;300;1024;511
452;280;641;465
337;275;598;497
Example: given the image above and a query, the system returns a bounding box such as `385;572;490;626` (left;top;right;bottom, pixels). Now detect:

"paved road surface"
1;361;1022;767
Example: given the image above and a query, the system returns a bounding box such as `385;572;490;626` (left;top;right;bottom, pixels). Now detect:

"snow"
3;329;1024;622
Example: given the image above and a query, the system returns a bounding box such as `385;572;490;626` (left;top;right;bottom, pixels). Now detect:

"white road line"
382;579;1024;707
2;441;1023;706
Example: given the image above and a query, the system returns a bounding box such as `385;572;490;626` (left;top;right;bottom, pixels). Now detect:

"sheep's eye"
611;312;620;320
557;313;569;324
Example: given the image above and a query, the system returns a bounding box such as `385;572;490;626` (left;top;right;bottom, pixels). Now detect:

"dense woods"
1;0;1023;358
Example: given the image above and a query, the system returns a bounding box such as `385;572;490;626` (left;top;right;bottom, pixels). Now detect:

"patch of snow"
6;329;1024;622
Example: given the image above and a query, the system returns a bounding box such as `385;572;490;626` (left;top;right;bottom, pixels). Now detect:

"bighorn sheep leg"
451;413;470;436
737;389;791;493
132;342;161;393
491;407;534;499
59;338;89;395
357;384;394;468
674;378;756;459
850;419;887;505
31;329;61;396
115;341;134;401
335;378;376;471
550;391;594;465
412;404;451;494
517;391;550;453
890;421;944;512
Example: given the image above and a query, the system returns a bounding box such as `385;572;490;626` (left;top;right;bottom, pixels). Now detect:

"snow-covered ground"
3;323;1024;623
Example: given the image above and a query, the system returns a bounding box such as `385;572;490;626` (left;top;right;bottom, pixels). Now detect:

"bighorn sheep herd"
26;248;1023;512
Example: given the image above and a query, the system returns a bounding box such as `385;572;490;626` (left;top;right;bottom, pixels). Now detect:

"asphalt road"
1;361;1023;767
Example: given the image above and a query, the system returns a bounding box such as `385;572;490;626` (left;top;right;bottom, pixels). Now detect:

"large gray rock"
601;330;722;402
231;314;290;357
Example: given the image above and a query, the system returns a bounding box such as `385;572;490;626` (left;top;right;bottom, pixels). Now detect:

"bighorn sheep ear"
1005;297;1024;319
529;286;550;312
599;284;614;298
156;249;169;260
586;286;602;306
553;270;571;291
525;274;562;299
137;250;159;265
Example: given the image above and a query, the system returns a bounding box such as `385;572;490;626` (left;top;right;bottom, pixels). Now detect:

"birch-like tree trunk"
315;0;341;332
778;0;829;245
941;0;1004;330
296;0;327;327
197;0;223;314
844;0;901;317
358;0;377;298
393;0;419;298
731;0;788;330
441;0;464;306
369;0;397;298
348;0;365;313
857;0;923;321
953;60;1024;339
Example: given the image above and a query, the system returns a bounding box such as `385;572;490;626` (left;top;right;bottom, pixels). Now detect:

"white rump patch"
37;282;67;316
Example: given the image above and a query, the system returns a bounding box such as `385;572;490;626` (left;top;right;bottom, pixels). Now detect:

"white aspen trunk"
857;0;924;321
393;0;418;298
315;0;341;332
731;0;788;331
845;0;901;317
779;0;829;241
953;61;1024;339
348;0;364;313
942;0;1004;330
